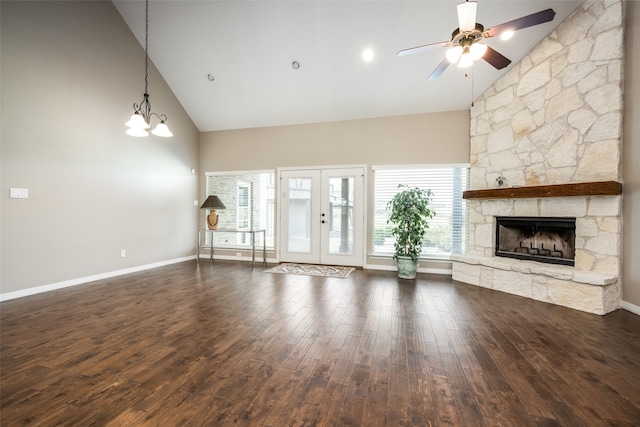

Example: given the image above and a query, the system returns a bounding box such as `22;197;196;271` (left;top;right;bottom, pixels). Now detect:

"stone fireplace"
451;1;624;315
452;184;621;315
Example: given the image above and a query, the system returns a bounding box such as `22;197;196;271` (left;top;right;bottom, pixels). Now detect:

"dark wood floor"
2;260;640;426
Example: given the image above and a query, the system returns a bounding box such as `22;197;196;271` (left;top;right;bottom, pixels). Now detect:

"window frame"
205;170;275;250
370;164;469;260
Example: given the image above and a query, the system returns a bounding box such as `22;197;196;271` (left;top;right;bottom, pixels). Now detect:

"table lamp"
200;195;226;230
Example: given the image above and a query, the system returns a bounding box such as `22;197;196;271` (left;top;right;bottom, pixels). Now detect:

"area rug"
266;263;355;278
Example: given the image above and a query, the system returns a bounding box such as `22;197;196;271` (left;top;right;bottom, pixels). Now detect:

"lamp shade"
151;122;173;137
125;113;150;130
126;127;149;137
457;52;474;68
446;46;463;63
470;42;487;60
200;195;227;210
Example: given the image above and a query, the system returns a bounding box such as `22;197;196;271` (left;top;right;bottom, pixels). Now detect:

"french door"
280;167;364;266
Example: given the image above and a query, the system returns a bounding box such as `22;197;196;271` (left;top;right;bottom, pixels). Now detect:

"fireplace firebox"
495;217;576;266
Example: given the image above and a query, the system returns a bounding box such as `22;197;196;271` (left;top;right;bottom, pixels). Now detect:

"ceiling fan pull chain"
471;67;475;107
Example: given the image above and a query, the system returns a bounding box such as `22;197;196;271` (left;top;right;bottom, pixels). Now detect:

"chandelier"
125;0;172;137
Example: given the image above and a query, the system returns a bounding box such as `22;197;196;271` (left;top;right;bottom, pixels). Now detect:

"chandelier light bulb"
446;46;463;63
470;43;487;60
125;113;150;130
126;127;149;137
151;122;173;138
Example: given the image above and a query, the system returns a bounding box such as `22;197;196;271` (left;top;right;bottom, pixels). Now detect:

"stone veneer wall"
453;0;624;315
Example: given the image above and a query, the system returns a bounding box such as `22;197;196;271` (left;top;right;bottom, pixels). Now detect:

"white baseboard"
197;254;277;264
621;300;640;316
364;263;452;276
0;256;195;302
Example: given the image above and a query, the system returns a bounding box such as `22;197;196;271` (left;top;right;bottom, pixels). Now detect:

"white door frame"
277;165;367;267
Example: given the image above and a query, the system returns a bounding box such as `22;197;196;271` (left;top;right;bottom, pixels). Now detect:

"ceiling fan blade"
457;1;478;33
485;8;556;38
398;41;448;57
482;46;511;70
427;58;450;81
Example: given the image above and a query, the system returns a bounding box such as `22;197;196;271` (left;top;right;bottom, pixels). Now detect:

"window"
205;171;275;249
237;183;251;244
371;165;468;259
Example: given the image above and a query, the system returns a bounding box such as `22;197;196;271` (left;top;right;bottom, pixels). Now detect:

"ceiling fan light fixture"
457;52;474;68
398;4;555;80
470;42;487;60
457;1;477;33
446;46;463;63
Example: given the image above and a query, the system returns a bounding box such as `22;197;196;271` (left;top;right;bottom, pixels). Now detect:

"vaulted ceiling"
113;1;582;132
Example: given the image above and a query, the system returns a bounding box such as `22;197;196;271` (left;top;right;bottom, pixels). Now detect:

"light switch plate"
10;188;29;199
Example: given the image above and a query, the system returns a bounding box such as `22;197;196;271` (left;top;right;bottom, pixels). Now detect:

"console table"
197;228;266;268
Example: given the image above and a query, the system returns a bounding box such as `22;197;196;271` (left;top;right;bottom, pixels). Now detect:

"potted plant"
386;184;435;279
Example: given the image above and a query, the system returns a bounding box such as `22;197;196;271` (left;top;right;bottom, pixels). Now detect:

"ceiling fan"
398;1;556;80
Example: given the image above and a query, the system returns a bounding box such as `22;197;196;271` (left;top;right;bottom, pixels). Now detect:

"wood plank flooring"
2;260;640;426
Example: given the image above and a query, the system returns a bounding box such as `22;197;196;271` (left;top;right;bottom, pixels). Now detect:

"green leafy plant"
386;184;435;261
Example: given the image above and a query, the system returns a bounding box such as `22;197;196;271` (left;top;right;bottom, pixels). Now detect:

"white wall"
1;1;200;296
199;111;470;173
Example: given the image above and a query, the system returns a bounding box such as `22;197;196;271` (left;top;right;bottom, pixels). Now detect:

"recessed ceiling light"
207;74;214;82
291;60;300;70
500;30;514;41
362;48;374;62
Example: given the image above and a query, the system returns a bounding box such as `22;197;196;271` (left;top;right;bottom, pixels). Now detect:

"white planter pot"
396;255;418;279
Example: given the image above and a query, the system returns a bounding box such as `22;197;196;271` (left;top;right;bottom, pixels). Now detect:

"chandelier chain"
144;0;149;94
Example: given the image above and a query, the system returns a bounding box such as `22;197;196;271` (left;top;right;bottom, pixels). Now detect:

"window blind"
371;165;468;259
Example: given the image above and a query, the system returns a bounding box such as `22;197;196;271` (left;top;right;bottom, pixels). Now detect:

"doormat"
266;263;355;278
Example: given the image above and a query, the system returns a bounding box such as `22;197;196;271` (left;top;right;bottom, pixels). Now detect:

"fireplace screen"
495;217;576;266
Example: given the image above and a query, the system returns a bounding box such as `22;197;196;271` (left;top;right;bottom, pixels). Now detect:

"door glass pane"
288;178;312;253
328;176;354;255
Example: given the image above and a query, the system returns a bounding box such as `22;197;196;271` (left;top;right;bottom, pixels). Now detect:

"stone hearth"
452;255;619;315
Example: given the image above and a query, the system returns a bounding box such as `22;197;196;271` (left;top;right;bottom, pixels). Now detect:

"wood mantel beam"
462;181;622;200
